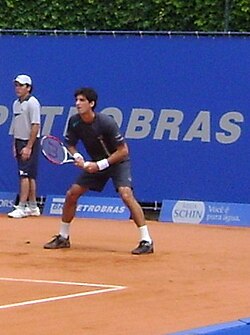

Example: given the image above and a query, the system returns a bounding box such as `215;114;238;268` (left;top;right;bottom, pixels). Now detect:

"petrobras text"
43;195;130;220
0;105;244;144
159;200;250;227
0;192;16;213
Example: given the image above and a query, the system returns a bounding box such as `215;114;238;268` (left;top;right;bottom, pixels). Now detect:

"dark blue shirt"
65;112;128;161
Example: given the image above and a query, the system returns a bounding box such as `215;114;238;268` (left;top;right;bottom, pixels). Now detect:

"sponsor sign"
43;195;130;220
1;35;250;204
0;192;16;213
159;200;250;227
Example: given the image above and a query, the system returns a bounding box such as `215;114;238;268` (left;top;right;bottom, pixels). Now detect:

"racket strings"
42;137;66;164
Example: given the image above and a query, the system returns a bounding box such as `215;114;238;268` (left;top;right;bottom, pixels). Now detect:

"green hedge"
0;0;249;32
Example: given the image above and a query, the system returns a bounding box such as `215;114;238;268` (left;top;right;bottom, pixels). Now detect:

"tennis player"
44;87;153;254
8;75;41;218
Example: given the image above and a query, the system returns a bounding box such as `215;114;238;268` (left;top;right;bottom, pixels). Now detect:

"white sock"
28;201;37;209
139;225;152;243
59;222;70;239
18;202;26;210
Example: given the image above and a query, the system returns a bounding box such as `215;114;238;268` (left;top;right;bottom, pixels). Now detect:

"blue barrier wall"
0;34;249;203
167;317;250;335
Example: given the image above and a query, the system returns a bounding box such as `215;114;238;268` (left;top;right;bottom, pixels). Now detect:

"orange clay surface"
0;214;250;335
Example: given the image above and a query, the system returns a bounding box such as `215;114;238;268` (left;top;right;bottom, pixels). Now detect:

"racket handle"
83;161;91;168
73;152;83;160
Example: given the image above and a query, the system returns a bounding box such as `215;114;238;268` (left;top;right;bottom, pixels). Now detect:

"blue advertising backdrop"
0;34;249;203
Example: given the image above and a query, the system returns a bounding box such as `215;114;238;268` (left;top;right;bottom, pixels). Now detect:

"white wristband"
73;152;83;160
96;158;109;171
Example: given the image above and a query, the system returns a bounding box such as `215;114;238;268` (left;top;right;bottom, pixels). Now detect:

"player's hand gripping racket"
41;135;76;165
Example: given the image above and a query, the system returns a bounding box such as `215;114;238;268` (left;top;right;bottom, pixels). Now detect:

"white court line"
0;277;125;289
0;277;126;310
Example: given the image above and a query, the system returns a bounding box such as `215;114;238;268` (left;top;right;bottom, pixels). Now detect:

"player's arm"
21;123;40;160
106;142;128;165
27;124;40;149
97;142;128;170
83;143;128;174
96;117;128;168
12;139;16;158
21;99;41;160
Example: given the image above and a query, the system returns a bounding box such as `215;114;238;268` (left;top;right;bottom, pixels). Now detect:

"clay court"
0;214;250;335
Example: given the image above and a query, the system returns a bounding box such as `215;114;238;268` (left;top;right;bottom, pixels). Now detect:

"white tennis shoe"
25;206;41;217
8;206;27;218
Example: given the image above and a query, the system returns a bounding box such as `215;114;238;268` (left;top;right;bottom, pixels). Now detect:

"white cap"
14;74;32;85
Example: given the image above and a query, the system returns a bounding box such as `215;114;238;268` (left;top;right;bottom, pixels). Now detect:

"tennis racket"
41;135;75;165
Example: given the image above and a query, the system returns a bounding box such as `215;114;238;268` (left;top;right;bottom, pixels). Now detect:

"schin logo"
172;201;205;224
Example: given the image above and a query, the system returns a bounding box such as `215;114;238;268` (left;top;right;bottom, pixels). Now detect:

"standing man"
44;87;153;255
8;74;41;218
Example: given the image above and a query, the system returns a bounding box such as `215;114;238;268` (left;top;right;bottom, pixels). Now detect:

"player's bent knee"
65;189;80;203
119;189;134;204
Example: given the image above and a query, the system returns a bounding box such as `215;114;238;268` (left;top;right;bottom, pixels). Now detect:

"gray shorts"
75;159;132;192
15;138;40;180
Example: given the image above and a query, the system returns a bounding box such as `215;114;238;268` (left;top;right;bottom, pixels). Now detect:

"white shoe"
25;206;41;217
8;207;28;218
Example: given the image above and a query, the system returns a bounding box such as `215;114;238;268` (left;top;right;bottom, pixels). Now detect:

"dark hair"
74;87;98;108
28;84;33;94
